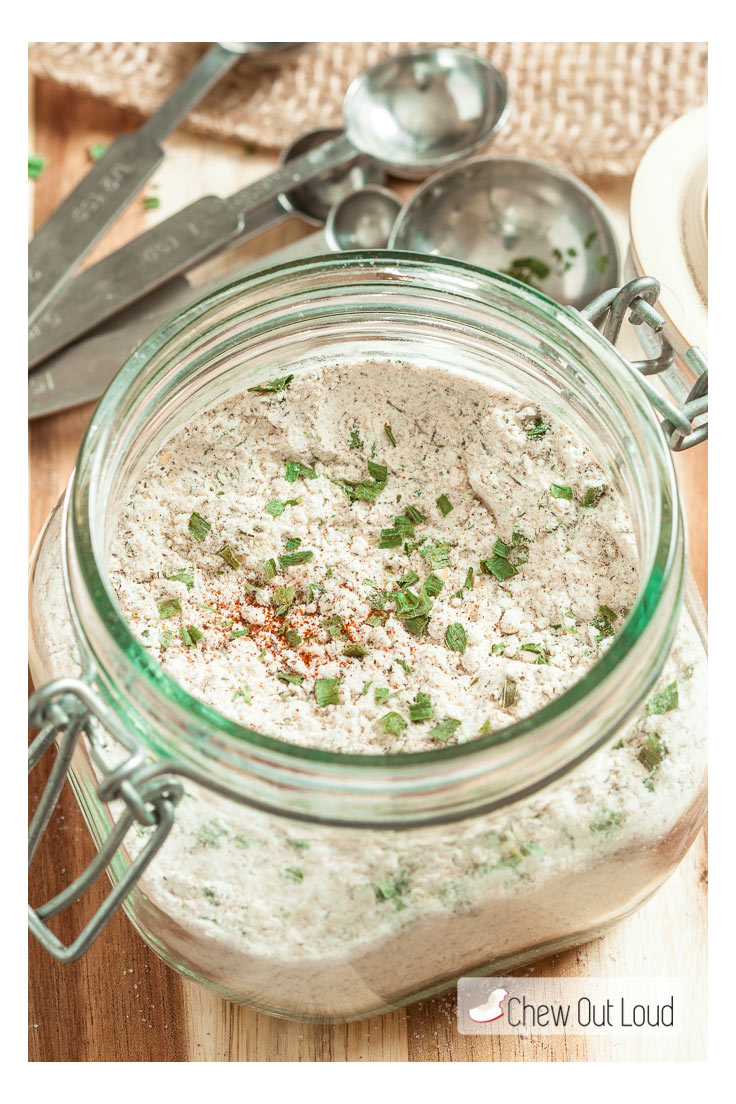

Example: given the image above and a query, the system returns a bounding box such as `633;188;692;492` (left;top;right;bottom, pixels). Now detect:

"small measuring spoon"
28;47;509;365
28;42;300;324
389;156;620;309
29;186;402;420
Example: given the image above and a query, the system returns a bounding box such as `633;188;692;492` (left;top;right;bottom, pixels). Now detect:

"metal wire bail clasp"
580;276;708;451
28;677;183;962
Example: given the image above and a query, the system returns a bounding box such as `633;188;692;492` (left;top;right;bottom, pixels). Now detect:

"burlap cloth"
28;42;707;179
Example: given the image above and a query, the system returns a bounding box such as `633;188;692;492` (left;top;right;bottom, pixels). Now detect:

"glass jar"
29;253;707;1022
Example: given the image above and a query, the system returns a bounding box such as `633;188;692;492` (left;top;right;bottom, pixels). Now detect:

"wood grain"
28;78;707;1062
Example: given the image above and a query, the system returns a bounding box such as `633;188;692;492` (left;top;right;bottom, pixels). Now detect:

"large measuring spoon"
28;42;301;325
28;47;509;366
29;185;402;420
389;156;620;309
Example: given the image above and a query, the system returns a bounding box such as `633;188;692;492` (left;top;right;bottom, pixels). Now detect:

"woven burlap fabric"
28;41;707;178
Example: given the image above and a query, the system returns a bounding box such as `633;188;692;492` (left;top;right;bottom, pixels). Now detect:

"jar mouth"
67;252;684;787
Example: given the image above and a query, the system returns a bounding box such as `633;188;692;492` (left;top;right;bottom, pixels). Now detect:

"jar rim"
67;252;684;789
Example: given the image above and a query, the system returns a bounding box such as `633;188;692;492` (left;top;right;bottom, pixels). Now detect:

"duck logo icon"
468;987;510;1023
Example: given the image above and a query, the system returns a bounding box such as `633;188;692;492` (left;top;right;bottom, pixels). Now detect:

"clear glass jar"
29;253;707;1022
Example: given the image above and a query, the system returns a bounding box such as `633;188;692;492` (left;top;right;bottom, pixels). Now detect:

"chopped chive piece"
307;581;325;603
283;867;303;883
550;483;573;500
404;614;431;636
436;494;454;516
233;685;252;704
247;374;294;394
361;681;373;696
374;687;392;704
394;588;432;621
396;659;412;674
367;460;387;483
322;613;347;641
284;537;302;552
158;598;182;619
647;681;679;715
28;154;46;179
264;558;278;581
638;732;667;773
349;427;362;450
380;712;407;736
285;460;317;482
366;608;391;627
397;569;420;589
493;537;511;559
491;642;505;654
188;511;211;541
445;622;468;654
591;605;618;644
230;628;250;638
343;643;369;659
596;254;610;274
430;718;461;742
160;630;173;651
277;671;304;686
404;505;426;525
266;498;286;516
393;515;415;538
584;230;599;249
163;568;194;590
581;484;606;508
526;417;550;440
88;143;107;162
384;424;397;447
409;691;433;724
315;678;341;708
279;550;314;568
590;807;623;834
481;555;518;582
420;540;451;570
217;544;240;570
180;624;203;647
281;627;302;648
380;527;403;549
521;642;548;664
143;196;160;210
502;677;519;710
478;718;492;736
423;573;444;598
273;586;295;616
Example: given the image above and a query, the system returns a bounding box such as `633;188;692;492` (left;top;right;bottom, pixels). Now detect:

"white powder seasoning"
100;359;706;1018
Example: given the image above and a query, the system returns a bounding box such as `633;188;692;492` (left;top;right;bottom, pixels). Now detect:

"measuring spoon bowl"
279;128;386;226
324;186;402;250
389;156;620;308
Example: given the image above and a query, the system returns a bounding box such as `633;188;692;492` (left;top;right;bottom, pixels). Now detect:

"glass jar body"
29;256;707;1021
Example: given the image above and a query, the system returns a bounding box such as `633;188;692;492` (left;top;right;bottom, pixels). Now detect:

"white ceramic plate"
629;106;707;356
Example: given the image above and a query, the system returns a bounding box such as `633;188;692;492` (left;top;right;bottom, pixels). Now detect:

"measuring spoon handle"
28;43;243;325
28;134;356;368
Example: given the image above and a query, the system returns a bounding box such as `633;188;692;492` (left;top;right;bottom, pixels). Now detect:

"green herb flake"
502;677;519;710
436;493;454;516
379;527;403;549
285;460;317;483
591;605;619;644
550;483;573;500
404;505;426;525
590;807;623;834
266;498;286;517
180;624;203;647
420;540;451;570
422;572;444;598
596;253;610;274
263;558;278;581
88;143;107;162
143;196;160;210
158;597;182;620
491;642;505;654
384;424;397;447
276;671;305;686
481;555;518;582
430;718;461;743
322;613;347;641
188;511;211;541
349;427;362;450
273;586;295;616
247;374;294;394
393;514;416;539
160;630;173;651
445;622;468;654
283;867;303;883
284;537;302;552
315;677;341;708
526;417;550;440
163;567;195;590
343;643;369;659
375;687;396;705
638;732;667;774
367;460;387;483
217;544;240;570
409;691;434;724
584;230;599;249
581;484;606;508
28;154;46;179
379;711;407;736
279;550;314;568
282;627;302;648
397;569;420;589
521;642;548;664
647;681;679;715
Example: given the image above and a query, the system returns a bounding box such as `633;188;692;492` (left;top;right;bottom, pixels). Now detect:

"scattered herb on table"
88;143;107;162
28;155;46;179
143;196;160;210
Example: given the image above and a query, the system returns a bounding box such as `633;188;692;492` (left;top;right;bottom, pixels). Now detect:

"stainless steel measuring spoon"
28;47;509;366
29;185;402;420
28;42;301;325
389;156;620;310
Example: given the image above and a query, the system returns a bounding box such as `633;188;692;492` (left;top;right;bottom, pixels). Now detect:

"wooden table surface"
28;77;708;1063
